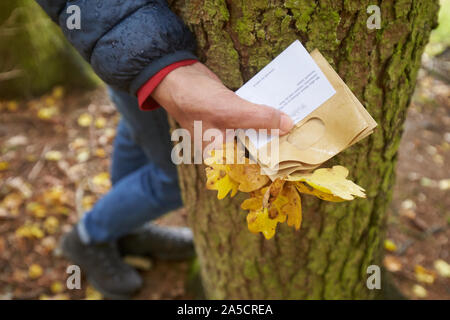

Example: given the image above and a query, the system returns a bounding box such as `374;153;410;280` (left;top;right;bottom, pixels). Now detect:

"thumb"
223;93;294;135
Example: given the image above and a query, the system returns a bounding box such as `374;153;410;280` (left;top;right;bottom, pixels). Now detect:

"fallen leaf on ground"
43;216;59;234
414;265;436;284
412;284;428;298
92;172;111;193
45;150;63;161
124;256;153;271
77;113;93;127
383;255;402;272
15;223;44;239
28;264;44;279
37;106;58;120
3;193;24;213
85;285;103;300
434;259;450;278
50;281;64;294
384;239;397;252
95;117;107;129
51;86;65;99
0;161;9;171
26;202;46;218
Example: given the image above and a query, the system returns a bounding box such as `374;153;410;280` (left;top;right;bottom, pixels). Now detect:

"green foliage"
427;0;450;55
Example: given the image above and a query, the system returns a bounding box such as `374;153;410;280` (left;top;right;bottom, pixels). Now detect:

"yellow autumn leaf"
0;161;9;171
415;265;436;284
247;207;286;240
412;284;427;298
82;195;96;211
205;142;246;166
76;149;90;162
26;202;46;218
280;183;302;230
7;101;18;112
205;145;268;197
78;113;93;127
227;164;269;192
270;193;289;213
287;165;365;200
95;117;107;129
205;165;239;200
39;293;69;300
92;172;111;190
69;137;88;150
241;196;263;211
434;259;450;278
29;264;44;279
85;285;103;300
44;216;59;234
267;179;283;199
216;174;239;199
44;96;56;107
52;205;69;216
3;192;24;210
50;281;64;294
383;255;402;272
37;106;58;120
95;148;107;158
51;86;65;100
45;150;63;161
16;223;45;239
42;186;69;206
295;181;345;202
205;142;368;240
384;239;397;252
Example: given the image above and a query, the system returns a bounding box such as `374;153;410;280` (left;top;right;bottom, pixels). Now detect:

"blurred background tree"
0;0;99;99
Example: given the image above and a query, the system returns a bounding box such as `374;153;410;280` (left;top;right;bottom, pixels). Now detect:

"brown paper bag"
245;49;377;179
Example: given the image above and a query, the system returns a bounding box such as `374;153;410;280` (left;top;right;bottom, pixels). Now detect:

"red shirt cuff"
137;59;198;111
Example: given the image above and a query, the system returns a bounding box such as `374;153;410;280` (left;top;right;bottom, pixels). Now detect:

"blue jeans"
78;88;183;244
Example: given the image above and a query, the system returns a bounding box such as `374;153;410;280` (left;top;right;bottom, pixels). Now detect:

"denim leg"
78;87;182;244
79;161;182;243
110;119;148;185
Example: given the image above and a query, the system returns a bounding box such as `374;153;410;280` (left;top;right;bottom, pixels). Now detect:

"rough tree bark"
0;0;98;99
169;0;439;299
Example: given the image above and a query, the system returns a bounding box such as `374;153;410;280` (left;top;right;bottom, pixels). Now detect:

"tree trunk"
169;0;439;299
0;0;99;99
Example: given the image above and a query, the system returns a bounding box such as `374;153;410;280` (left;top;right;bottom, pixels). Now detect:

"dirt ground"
384;65;450;300
0;60;448;300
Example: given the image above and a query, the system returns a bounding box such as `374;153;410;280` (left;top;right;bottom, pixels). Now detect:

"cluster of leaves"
205;144;366;239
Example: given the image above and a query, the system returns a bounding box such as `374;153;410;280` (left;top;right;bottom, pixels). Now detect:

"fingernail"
279;114;294;135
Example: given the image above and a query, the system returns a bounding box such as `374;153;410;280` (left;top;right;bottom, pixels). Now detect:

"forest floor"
0;55;449;300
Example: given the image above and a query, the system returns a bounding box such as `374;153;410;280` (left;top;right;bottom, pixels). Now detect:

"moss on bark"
170;0;439;299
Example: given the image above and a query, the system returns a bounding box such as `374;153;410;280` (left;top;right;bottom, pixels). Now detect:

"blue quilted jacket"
36;0;197;95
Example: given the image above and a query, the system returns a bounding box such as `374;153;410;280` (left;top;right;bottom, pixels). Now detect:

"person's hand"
152;62;294;138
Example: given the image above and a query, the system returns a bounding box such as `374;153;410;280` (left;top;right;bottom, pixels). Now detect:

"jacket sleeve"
36;0;197;95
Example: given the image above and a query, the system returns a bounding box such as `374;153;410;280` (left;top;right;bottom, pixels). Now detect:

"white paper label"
236;40;336;149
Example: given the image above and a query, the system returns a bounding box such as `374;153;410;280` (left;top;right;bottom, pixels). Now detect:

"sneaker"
118;224;195;261
61;227;143;299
